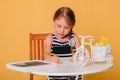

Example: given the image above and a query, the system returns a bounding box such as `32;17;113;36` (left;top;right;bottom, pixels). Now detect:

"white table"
6;60;113;80
31;62;113;76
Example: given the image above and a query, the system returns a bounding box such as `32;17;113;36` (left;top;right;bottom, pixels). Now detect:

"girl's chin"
56;34;68;38
57;35;65;38
59;36;64;38
57;34;64;37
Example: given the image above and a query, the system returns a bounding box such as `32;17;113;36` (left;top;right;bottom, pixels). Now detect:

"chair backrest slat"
29;33;48;60
41;40;44;60
37;40;40;60
34;40;36;59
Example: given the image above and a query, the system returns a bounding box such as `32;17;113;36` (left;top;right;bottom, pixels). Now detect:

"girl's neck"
55;34;69;42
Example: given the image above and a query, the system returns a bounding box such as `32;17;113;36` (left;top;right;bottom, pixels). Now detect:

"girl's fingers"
51;56;60;63
70;56;74;62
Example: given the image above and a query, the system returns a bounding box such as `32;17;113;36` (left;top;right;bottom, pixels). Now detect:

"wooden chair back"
29;33;48;80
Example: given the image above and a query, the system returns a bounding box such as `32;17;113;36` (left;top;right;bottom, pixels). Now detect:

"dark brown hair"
53;7;75;26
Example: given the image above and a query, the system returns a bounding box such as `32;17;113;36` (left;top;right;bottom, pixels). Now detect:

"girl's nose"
61;28;64;33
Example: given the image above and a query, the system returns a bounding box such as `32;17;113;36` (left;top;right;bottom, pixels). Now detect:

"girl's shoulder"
45;33;53;42
46;33;53;38
70;32;76;38
71;32;77;36
70;32;80;41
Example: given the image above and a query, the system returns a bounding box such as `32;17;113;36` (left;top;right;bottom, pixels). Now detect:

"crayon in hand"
53;53;63;65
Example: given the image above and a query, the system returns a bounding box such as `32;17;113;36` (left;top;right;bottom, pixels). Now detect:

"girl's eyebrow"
64;26;71;29
55;22;61;25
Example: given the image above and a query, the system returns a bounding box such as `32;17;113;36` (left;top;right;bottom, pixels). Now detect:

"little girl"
44;7;81;80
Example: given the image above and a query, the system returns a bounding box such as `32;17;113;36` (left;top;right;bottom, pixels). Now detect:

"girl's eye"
65;27;69;29
57;25;61;28
65;26;70;29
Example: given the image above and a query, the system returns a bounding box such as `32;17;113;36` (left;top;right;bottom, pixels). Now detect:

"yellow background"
0;0;120;80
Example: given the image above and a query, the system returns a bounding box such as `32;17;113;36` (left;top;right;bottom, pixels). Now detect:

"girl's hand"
70;55;74;62
50;56;60;63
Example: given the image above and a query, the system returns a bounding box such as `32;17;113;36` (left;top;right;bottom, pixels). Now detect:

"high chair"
29;33;48;80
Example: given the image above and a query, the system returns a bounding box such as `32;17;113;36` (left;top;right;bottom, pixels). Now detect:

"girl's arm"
70;33;81;62
44;34;59;63
74;33;81;49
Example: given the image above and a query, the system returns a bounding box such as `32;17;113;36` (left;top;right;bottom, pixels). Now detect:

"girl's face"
54;17;73;39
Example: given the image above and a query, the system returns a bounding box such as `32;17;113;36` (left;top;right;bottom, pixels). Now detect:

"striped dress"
49;33;82;80
51;33;74;58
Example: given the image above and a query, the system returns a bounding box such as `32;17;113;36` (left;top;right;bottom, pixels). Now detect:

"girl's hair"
53;7;75;26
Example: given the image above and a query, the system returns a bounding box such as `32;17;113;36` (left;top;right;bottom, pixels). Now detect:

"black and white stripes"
51;33;75;58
